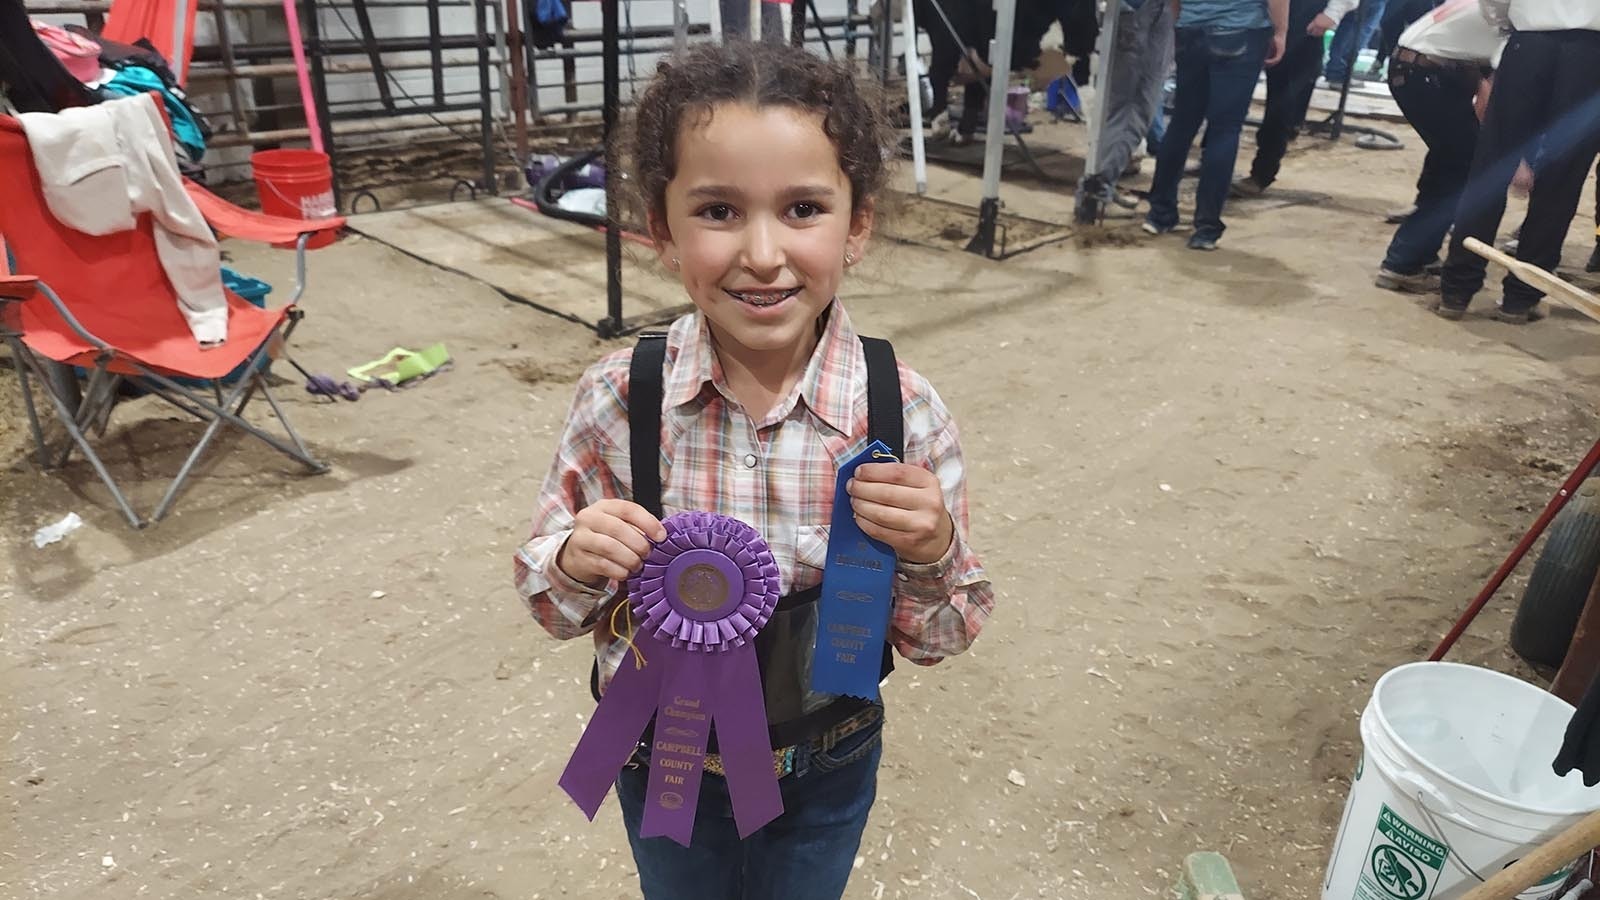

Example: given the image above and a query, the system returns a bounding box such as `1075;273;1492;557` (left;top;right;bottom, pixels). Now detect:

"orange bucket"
251;148;338;249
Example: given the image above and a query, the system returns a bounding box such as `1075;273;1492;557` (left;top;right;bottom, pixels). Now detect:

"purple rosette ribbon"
558;511;784;846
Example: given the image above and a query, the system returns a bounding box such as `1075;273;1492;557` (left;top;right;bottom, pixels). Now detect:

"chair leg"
5;336;51;468
12;338;325;527
20;355;144;528
139;375;306;462
229;376;260;417
56;368;114;467
256;376;327;473
146;362;325;523
77;371;121;439
90;375;123;438
150;402;230;524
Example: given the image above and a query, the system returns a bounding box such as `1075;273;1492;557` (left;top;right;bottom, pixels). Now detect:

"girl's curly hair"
627;41;896;223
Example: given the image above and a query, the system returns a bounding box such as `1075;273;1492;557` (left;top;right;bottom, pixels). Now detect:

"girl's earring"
670;257;680;271
844;252;856;266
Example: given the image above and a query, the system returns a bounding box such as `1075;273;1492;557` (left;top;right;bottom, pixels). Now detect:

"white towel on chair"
19;94;227;346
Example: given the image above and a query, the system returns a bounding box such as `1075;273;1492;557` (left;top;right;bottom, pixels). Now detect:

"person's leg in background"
1062;0;1099;84
1237;38;1295;195
1088;0;1174;191
1377;61;1480;292
1285;29;1324;133
918;0;962;127
1438;32;1554;315
1240;31;1325;193
1589;156;1600;272
1324;0;1387;84
1133;0;1177;170
1497;32;1600;320
1145;27;1213;234
1188;26;1272;248
955;80;986;139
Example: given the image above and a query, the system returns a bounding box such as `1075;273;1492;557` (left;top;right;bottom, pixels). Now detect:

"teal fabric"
100;66;207;161
1177;0;1272;31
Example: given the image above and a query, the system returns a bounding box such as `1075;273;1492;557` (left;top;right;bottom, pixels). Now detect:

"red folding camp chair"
0;98;346;528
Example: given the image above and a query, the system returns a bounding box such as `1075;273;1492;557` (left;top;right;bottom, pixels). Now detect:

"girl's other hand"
557;500;668;586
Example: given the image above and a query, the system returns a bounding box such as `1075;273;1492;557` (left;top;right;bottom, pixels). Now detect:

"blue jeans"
617;716;884;900
1323;0;1387;83
1146;26;1272;241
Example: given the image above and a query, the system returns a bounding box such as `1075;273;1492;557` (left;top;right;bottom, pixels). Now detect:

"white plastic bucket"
1322;662;1600;900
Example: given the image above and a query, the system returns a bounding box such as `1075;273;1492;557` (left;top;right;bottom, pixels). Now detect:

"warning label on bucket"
300;190;337;219
1356;804;1449;900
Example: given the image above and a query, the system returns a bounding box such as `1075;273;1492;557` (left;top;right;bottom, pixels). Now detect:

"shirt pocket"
793;524;831;586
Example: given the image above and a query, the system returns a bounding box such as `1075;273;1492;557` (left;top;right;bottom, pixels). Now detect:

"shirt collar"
659;301;862;436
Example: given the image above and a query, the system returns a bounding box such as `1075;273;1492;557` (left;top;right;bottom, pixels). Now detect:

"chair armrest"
184;179;346;244
0;274;39;302
185;179;344;306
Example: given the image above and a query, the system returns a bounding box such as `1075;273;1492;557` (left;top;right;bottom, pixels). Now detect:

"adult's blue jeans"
617;715;884;900
1146;25;1272;241
1323;0;1387;84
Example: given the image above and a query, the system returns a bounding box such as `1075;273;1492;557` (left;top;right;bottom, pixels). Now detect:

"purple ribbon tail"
558;636;663;820
638;653;714;847
716;648;783;838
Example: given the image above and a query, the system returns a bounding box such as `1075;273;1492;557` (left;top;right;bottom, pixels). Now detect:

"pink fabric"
31;21;102;84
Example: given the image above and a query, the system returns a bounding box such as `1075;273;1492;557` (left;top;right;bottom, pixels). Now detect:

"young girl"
513;40;994;900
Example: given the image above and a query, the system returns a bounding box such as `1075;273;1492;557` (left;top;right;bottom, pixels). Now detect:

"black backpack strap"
594;331;669;704
628;332;669;519
859;336;903;458
858;335;903;683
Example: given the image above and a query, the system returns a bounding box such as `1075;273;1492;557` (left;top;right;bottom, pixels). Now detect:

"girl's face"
650;102;873;364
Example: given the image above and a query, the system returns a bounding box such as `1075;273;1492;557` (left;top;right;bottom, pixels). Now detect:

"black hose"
532;147;608;228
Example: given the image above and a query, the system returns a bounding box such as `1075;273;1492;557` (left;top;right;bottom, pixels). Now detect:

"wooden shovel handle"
1455;807;1600;900
1462;237;1600;325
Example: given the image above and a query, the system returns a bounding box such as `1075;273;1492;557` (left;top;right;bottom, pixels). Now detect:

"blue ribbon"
810;440;898;700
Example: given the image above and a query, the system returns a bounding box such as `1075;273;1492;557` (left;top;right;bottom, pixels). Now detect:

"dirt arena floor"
5;106;1600;900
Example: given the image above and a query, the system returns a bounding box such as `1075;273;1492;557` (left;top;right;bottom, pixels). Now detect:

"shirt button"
743;453;758;469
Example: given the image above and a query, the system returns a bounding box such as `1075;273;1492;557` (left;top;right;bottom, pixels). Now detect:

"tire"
1512;483;1600;668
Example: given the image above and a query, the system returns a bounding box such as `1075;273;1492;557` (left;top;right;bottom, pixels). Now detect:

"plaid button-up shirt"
513;302;993;692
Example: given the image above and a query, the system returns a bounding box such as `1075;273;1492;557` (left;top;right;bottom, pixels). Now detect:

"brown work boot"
1375;267;1441;295
1430;295;1470;320
1230;176;1269;198
1494;303;1547;324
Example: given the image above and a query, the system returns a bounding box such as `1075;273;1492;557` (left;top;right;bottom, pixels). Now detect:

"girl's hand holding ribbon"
846;463;955;565
557;499;669;586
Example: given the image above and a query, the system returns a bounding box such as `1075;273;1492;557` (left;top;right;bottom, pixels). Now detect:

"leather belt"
1392;47;1479;72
